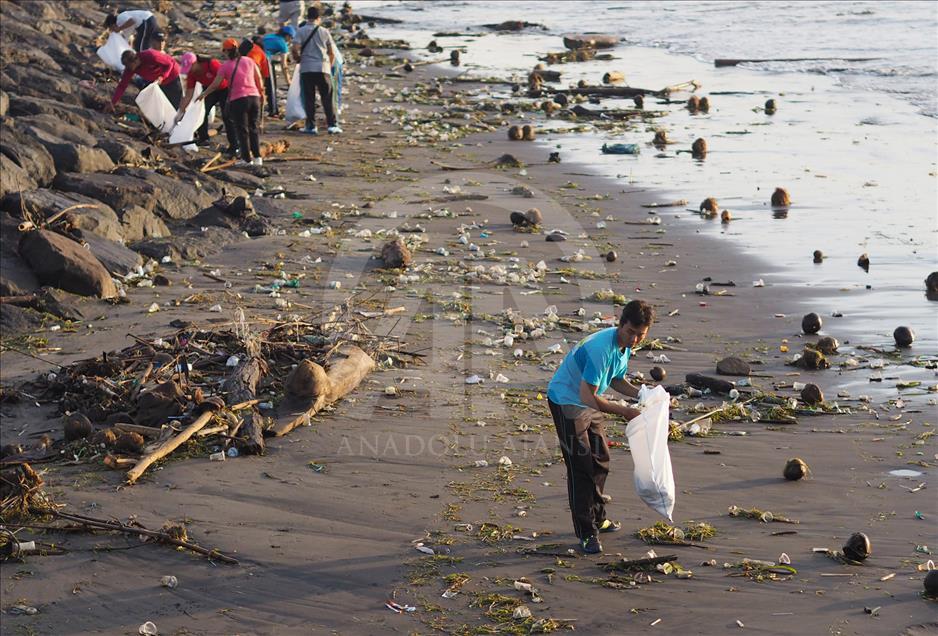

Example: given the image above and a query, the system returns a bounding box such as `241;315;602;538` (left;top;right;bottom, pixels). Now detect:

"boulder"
54;171;158;213
65;205;124;242
716;356;750;376
76;233;142;276
0;153;37;198
23;125;114;174
0;213;39;295
0;124;56;187
800;383;824;405
7;95;101;133
120;205;170;242
0;90;8;117
21;115;98;146
117;167;215;220
17;229;117;298
131;227;242;262
0;304;43;336
96;139;147;166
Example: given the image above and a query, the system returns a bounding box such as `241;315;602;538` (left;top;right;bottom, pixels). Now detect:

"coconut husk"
285;360;330;399
114;431;145;454
800;384;824;405
795;347;830;370
813;249;824;263
524;208;543;225
259;139;290;158
720;210;732;223
783;457;810;481
633;94;645;109
842;532;871;561
91;428;117;447
64;412;93;441
815;336;839;355
893;326;914;348
686;95;700;111
765;98;777;114
135;380;186;427
381;238;412;269
926;272;938;294
691;138;708;158
650;366;666;381
653;130;669;146
522;124;536;141
771;187;790;207
801;312;822;334
507;125;523;141
699;197;718;216
699;96;711;112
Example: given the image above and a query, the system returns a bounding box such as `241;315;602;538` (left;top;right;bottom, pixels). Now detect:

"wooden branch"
223;340;267;455
125;411;214;484
715;56;878;67
200;152;222;172
202;159;237;173
271;345;375;437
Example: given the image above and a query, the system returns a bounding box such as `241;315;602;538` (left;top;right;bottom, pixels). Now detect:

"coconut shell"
686;95;700;111
381;238;412;269
720;210;732;223
893;326;915;348
765;98;777;114
653;130;669;145
286;360;330;399
842;532;871;562
605;251;617;263
813;249;824;263
91;428;118;447
771;187;791;207
691;138;707;158
925;570;938;597
857;253;870;271
815;336;839;355
114;431;145;454
798;347;830;370
522;124;536;141
800;383;823;405
926;272;938;294
525;208;543;225
507;125;523;141
699;96;711;112
553;93;569;107
633;94;645;109
783;457;809;481
650;366;666;382
510;211;530;227
801;312;822;334
699;197;718;214
0;444;23;459
64;413;93;442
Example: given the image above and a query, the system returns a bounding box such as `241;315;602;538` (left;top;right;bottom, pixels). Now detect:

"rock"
0;125;56;188
553;93;568;107
120;205;170;242
605;251;617;263
114;431;145;454
800;383;823;405
545;232;566;242
286;360;329;398
494;154;523;168
771;187;790;207
716;356;750;376
801;312;822;334
893;326;914;348
510;211;530;227
65;205;124;242
796;347;829;370
29;288;85;322
46;141;115;174
699;197;718;215
650;366;666;381
857;253;870;272
926;272;938;294
18;229;117;298
691;138;707;158
602;71;625;84
54;171;157;213
21;115;98;147
381;238;412;269
117;168;215;221
507;125;522;141
0;90;7;117
925;570;938;597
686;373;735;395
813;249;824;263
64;412;93;441
135;381;185;427
0;213;39;295
0;304;43;335
524;207;543;225
96;139;146;166
764;98;777;114
131;227;242;262
77;233;142;277
0;153;38;198
815;336;839;355
842;532;871;562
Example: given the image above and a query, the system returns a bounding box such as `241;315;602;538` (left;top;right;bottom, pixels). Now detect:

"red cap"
221;38;238;51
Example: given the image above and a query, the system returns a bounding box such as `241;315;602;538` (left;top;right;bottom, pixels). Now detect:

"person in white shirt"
104;9;158;53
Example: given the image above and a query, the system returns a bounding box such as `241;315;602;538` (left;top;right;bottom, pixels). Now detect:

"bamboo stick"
126;411;214;484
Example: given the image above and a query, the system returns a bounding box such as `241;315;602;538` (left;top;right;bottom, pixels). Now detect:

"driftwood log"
125;410;214;484
715;56;878;67
686;373;736;395
223;339;268;455
271;345;375;437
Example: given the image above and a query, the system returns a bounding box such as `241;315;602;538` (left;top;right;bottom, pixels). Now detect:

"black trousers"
227;96;261;161
300;71;335;129
263;59;278;116
158;77;182;110
133;16;159;52
549;400;610;540
198;88;238;149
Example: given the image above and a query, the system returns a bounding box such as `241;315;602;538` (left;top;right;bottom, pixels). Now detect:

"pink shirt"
217;56;261;101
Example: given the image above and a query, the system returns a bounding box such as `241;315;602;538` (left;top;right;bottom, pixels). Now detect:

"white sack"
97;33;132;72
626;384;675;521
135;82;176;133
285;66;305;122
169;84;203;152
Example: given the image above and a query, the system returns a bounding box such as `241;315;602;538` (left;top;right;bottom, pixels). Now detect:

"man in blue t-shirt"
546;299;656;554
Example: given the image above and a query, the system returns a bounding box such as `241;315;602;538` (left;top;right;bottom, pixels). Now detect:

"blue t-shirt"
262;33;290;57
547;327;631;407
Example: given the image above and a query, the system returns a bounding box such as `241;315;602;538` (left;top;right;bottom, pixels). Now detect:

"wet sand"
1;2;936;635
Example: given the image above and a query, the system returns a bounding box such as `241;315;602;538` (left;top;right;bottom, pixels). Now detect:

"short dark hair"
238;38;254;56
120;50;136;65
104;13;117;27
307;5;320;20
619;299;655;328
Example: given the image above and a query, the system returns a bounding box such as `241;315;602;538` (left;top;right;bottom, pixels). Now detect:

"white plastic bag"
135;82;176;133
169;85;203;152
285;66;305;122
97;32;132;72
625;385;675;521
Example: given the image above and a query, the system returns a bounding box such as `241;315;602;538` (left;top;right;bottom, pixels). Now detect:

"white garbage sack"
97;32;132;72
135;82;176;133
625;384;675;521
169;85;203;152
285;66;305;122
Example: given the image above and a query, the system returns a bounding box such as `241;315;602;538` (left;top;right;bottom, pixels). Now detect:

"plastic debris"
139;622;158;636
160;575;178;589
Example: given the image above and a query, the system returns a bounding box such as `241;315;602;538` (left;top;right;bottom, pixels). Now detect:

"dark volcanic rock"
716;356;750;376
0;123;57;188
18;229;117;298
801;312;822;334
0;213;39;295
800;383;824;405
120;205;170;242
0;153;37;198
55;171;158;213
0;303;43;335
76;233;142;277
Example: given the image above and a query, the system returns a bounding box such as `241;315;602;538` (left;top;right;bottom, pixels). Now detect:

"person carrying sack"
291;5;340;135
546;299;656;555
106;48;181;111
174;52;238;152
104;9;158;53
197;38;265;166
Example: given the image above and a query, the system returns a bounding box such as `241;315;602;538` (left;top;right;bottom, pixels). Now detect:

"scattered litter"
160;575;178;589
139;623;158;636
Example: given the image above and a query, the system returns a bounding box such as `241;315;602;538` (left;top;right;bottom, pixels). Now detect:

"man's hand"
621;405;641;421
173;110;185;125
103;102;116;113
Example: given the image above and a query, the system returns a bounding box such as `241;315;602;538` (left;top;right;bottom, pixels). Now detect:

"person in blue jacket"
261;26;295;117
546;299;656;555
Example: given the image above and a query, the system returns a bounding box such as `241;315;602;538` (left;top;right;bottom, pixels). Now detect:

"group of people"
103;4;344;167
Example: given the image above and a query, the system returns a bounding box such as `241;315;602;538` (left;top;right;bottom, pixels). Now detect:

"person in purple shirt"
546;299;656;554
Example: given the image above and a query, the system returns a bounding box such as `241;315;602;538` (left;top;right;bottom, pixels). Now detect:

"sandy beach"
1;1;936;635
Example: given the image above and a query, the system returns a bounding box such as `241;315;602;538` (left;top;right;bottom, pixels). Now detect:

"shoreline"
0;2;936;635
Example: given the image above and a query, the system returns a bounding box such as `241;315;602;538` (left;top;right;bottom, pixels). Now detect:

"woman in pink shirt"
198;38;266;166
